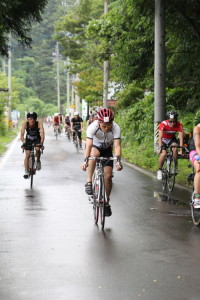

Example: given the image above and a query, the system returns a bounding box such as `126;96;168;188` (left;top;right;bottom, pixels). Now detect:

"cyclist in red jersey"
157;111;184;180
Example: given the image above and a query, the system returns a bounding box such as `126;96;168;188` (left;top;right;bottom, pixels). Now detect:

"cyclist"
64;114;71;134
157;110;184;180
86;113;97;127
58;113;64;132
20;112;45;179
81;108;123;217
189;113;200;208
53;113;60;134
71;111;83;149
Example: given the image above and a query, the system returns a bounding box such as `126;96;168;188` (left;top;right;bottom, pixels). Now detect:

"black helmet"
166;110;178;120
27;112;37;119
194;111;200;126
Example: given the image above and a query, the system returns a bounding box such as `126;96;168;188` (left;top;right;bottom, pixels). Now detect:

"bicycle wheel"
99;177;106;230
55;129;58;140
29;156;35;189
92;174;99;225
167;156;176;192
191;192;200;226
162;159;167;191
75;135;79;153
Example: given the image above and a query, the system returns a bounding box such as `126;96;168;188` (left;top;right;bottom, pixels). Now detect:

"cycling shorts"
161;138;178;150
92;146;113;168
25;137;41;151
189;150;199;165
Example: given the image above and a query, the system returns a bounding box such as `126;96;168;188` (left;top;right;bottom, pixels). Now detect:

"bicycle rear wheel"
99;177;106;230
162;159;167;191
75;135;79;153
167;156;176;192
191;192;200;226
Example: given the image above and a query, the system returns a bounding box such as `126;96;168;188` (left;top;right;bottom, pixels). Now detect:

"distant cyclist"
53;113;60;134
64;114;71;133
86;113;97;127
81;108;123;217
157;111;184;180
71;112;83;149
189;112;200;208
20;112;45;179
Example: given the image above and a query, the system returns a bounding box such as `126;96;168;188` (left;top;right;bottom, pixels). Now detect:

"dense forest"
0;0;200;184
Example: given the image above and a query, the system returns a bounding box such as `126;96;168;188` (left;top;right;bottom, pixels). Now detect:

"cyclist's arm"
80;121;83;131
20;122;26;143
84;138;93;157
178;131;184;147
194;126;200;156
158;130;163;150
113;138;121;157
70;121;74;131
38;121;45;143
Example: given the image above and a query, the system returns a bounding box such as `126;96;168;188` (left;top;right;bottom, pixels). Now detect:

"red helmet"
97;108;114;123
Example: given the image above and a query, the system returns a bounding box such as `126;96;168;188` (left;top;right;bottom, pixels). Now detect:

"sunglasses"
168;120;176;123
99;123;112;128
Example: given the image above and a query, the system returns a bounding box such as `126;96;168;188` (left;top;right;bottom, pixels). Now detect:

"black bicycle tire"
92;173;99;224
167;156;176;192
30;156;35;189
191;192;200;226
162;159;167;191
99;176;106;230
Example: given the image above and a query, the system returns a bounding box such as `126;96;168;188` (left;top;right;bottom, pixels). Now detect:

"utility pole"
103;0;109;108
66;57;70;112
75;74;80;114
55;42;61;113
8;34;12;123
154;0;166;151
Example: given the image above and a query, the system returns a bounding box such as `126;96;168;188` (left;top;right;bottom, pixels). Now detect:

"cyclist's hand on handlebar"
116;162;123;171
196;156;200;161
81;162;88;171
21;143;26;149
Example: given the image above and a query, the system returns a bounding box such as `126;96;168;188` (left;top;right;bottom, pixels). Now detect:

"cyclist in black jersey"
20;112;45;178
71;111;83;149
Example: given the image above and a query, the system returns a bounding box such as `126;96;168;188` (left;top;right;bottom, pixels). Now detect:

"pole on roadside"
154;0;166;151
56;42;61;113
103;1;109;108
8;34;12;124
66;57;70;112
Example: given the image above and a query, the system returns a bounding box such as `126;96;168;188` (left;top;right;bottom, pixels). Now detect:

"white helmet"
54;113;59;116
74;111;79;116
65;114;69;117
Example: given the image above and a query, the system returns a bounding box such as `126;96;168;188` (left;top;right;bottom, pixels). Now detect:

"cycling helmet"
166;110;178;120
97;108;114;123
27;112;37;119
54;113;59;116
194;111;200;126
65;114;69;117
74;111;79;116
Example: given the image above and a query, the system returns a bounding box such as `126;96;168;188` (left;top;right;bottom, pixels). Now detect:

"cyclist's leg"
170;140;179;164
78;131;82;147
87;147;100;183
104;165;113;200
24;150;31;171
193;159;200;196
158;148;167;169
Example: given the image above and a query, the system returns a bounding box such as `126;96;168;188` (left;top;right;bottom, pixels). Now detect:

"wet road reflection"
0;126;200;299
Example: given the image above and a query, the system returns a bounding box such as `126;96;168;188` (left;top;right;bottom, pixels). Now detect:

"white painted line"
0;133;20;168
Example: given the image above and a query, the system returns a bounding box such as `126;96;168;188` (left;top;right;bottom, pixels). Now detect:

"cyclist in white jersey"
81;108;123;216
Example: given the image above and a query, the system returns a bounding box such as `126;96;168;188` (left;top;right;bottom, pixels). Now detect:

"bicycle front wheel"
99;177;106;230
162;159;167;191
29;156;35;189
191;192;200;226
167;157;176;192
92;174;99;225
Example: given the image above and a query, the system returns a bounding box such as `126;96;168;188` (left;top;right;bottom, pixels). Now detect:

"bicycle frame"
88;157;116;229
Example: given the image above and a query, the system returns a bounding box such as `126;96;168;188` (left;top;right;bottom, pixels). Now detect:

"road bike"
189;162;200;226
28;143;44;189
73;129;81;153
88;157;116;230
65;126;71;141
161;146;187;192
54;125;60;140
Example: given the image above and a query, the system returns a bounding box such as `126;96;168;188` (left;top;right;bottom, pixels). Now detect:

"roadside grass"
0;129;18;156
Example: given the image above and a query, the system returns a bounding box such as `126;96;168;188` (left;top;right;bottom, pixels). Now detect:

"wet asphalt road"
0;125;200;300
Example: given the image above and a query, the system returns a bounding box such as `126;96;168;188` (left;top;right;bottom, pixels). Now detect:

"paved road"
0;126;200;300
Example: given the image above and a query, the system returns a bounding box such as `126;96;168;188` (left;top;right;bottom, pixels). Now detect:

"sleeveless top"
26;121;40;140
